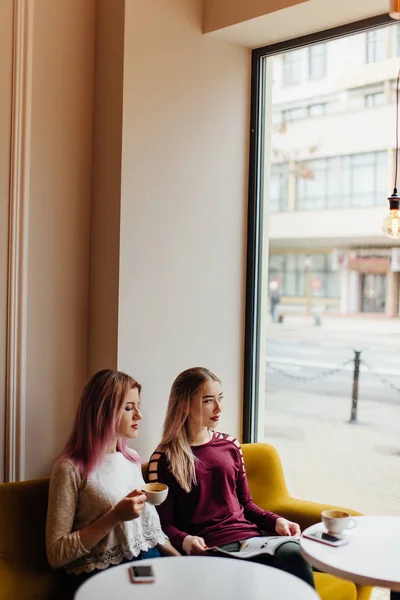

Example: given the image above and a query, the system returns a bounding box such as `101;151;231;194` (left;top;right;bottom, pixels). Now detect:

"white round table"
74;555;319;600
300;516;400;591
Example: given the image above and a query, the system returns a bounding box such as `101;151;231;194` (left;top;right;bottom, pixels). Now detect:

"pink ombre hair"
60;369;141;474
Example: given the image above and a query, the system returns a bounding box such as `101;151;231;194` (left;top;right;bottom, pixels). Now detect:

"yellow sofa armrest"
268;496;363;531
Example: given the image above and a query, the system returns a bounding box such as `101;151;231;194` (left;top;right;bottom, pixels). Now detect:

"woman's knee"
274;541;305;567
273;542;315;587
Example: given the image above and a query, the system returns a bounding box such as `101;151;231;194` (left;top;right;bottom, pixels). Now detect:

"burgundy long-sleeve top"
148;432;281;552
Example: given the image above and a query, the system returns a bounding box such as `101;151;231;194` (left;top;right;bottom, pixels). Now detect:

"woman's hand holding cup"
114;490;147;522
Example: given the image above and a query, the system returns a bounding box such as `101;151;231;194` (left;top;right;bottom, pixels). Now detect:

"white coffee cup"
321;510;357;534
141;483;169;506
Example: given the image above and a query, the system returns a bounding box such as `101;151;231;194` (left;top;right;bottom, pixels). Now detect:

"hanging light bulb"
382;190;400;238
383;67;400;238
390;0;400;19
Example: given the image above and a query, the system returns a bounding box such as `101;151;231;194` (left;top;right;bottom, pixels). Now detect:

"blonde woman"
148;367;315;588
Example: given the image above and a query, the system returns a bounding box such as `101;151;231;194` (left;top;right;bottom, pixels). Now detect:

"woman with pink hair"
46;369;178;596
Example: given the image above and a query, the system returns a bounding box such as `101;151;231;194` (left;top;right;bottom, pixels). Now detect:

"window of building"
308;103;327;117
268;253;339;298
395;24;400;57
296;151;387;210
282;50;302;86
365;28;387;63
269;164;289;212
365;92;385;107
308;44;327;80
282;107;306;121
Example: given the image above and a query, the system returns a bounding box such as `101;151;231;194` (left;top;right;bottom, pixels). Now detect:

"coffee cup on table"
141;483;169;506
321;510;357;534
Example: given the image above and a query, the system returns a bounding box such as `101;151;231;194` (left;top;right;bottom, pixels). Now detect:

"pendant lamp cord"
395;67;400;193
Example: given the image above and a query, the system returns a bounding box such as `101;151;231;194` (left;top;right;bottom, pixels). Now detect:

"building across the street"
267;24;400;317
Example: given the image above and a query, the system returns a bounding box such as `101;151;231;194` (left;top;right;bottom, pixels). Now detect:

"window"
296;151;387;210
282;107;306;121
365;92;385;107
269;164;289;212
268;253;339;298
395;24;400;57
246;16;400;540
282;50;302;86
308;44;327;80
365;29;387;63
308;103;327;117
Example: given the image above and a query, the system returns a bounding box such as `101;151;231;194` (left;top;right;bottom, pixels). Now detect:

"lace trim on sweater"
66;531;167;574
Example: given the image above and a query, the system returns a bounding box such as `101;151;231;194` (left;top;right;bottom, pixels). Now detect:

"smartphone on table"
129;564;156;583
302;531;349;547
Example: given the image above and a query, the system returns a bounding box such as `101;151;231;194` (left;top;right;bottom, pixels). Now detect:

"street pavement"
261;315;400;524
261;316;398;598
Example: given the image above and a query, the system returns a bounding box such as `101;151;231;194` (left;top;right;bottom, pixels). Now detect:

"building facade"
268;24;400;316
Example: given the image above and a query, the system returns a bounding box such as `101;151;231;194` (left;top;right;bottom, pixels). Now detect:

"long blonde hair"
158;367;221;493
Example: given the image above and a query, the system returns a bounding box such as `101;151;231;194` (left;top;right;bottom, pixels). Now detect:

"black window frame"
243;13;394;443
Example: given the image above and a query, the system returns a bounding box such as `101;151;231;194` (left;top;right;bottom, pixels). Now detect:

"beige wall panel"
88;0;125;375
0;0;14;483
119;0;250;460
25;0;95;478
203;0;308;33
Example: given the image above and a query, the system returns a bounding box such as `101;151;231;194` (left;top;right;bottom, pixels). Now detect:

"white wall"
203;0;308;33
269;206;389;245
272;107;396;161
119;0;250;459
209;0;389;47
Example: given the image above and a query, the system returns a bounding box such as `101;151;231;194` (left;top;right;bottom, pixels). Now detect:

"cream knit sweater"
46;452;166;574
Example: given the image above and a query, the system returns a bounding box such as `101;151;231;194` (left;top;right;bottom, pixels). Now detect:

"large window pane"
254;22;400;546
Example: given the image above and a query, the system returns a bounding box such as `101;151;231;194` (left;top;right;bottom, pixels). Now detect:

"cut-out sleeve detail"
147;452;162;482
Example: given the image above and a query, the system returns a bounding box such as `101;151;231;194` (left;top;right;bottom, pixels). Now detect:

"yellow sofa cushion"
315;572;357;600
0;478;59;600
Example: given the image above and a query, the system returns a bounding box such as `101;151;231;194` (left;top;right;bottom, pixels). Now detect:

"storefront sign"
349;257;389;273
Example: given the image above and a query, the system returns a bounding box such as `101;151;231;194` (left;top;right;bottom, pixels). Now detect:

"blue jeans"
61;546;161;599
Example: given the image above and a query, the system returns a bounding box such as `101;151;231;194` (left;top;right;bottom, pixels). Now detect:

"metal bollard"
349;350;362;424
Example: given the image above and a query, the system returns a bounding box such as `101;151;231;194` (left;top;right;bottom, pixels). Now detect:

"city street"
266;338;400;405
261;316;400;525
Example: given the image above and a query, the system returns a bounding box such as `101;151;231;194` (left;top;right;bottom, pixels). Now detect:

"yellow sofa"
0;443;372;600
